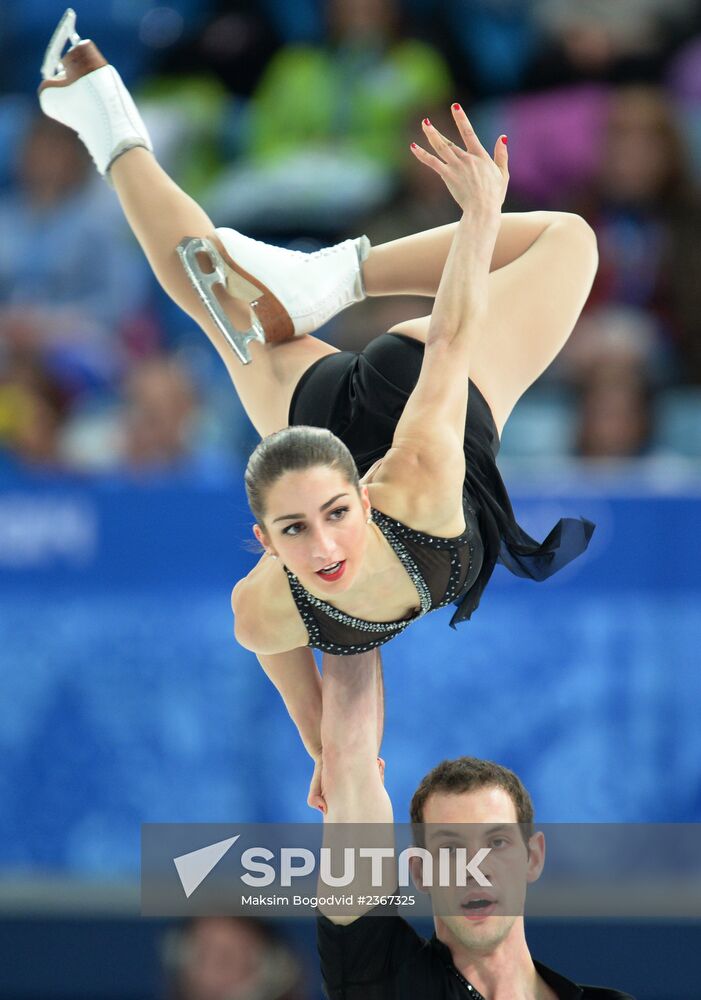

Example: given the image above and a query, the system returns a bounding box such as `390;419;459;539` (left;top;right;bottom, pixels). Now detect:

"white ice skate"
38;8;153;176
38;10;370;365
177;231;370;365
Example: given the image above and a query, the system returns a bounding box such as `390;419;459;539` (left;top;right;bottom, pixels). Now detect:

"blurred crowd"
3;0;701;475
161;917;308;1000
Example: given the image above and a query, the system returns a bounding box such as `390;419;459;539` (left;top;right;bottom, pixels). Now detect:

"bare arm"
363;211;559;299
256;648;322;760
374;110;508;525
319;651;394;925
232;549;319;754
233;570;324;770
321;650;389;820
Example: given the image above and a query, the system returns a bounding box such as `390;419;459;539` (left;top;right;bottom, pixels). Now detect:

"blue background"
2;463;700;873
1;463;700;998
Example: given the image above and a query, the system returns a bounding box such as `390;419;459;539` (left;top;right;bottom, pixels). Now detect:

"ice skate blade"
177;237;267;366
41;8;81;81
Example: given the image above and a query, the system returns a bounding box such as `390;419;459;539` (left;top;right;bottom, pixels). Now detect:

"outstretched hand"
410;103;509;215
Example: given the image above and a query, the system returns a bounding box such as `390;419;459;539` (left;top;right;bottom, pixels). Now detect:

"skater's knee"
548;213;599;283
553;213;597;254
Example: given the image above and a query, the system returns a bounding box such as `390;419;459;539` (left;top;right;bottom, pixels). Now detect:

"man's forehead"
422;786;519;826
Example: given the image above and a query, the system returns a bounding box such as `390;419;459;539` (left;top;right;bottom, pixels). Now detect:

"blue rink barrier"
0;915;699;1000
0;464;700;878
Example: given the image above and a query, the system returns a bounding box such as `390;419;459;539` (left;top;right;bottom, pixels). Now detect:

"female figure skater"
38;12;598;804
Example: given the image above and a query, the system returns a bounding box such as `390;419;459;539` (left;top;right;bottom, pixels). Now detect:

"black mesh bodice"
287;333;594;651
283;502;484;655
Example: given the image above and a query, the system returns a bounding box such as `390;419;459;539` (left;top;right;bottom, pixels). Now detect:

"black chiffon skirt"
288;333;594;627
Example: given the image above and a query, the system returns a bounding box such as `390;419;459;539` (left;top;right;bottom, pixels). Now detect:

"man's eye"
437;844;459;855
329;506;349;520
282;522;304;536
489;837;509;849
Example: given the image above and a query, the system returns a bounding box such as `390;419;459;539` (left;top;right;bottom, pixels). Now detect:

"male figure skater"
316;650;635;1000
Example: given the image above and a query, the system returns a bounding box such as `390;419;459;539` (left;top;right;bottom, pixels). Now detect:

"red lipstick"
316;560;346;582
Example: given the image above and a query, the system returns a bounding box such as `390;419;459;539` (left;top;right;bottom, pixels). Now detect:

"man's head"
410;757;534;836
410;757;544;956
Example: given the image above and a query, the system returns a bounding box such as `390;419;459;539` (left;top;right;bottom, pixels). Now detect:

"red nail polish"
501;135;508;145
423;117;430;126
410;142;418;149
452;103;461;111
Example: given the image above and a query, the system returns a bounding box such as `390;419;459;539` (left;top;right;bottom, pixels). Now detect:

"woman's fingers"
432;128;466;160
421;117;460;162
413;109;509;209
307;758;327;814
451;102;487;158
419;106;489;162
493;133;509;180
410;140;446;175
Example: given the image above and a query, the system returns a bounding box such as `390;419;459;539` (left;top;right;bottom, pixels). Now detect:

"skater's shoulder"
231;561;307;653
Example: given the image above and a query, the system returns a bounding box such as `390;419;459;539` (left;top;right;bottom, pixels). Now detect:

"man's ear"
526;831;545;884
409;854;431;896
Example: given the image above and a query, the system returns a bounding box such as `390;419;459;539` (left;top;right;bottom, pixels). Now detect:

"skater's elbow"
233;616;257;652
232;583;296;654
233;606;273;654
231;581;259;651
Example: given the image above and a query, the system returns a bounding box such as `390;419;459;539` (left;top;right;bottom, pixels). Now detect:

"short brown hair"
410;757;534;844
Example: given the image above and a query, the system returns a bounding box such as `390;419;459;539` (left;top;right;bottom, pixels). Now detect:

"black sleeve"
317;908;426;998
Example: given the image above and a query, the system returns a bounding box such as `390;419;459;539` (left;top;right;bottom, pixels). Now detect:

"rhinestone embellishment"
288;514;431;633
284;503;478;654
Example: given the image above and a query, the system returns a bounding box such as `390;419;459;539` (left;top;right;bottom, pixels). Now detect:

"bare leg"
365;211;598;434
109;149;338;438
362;212;557;297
